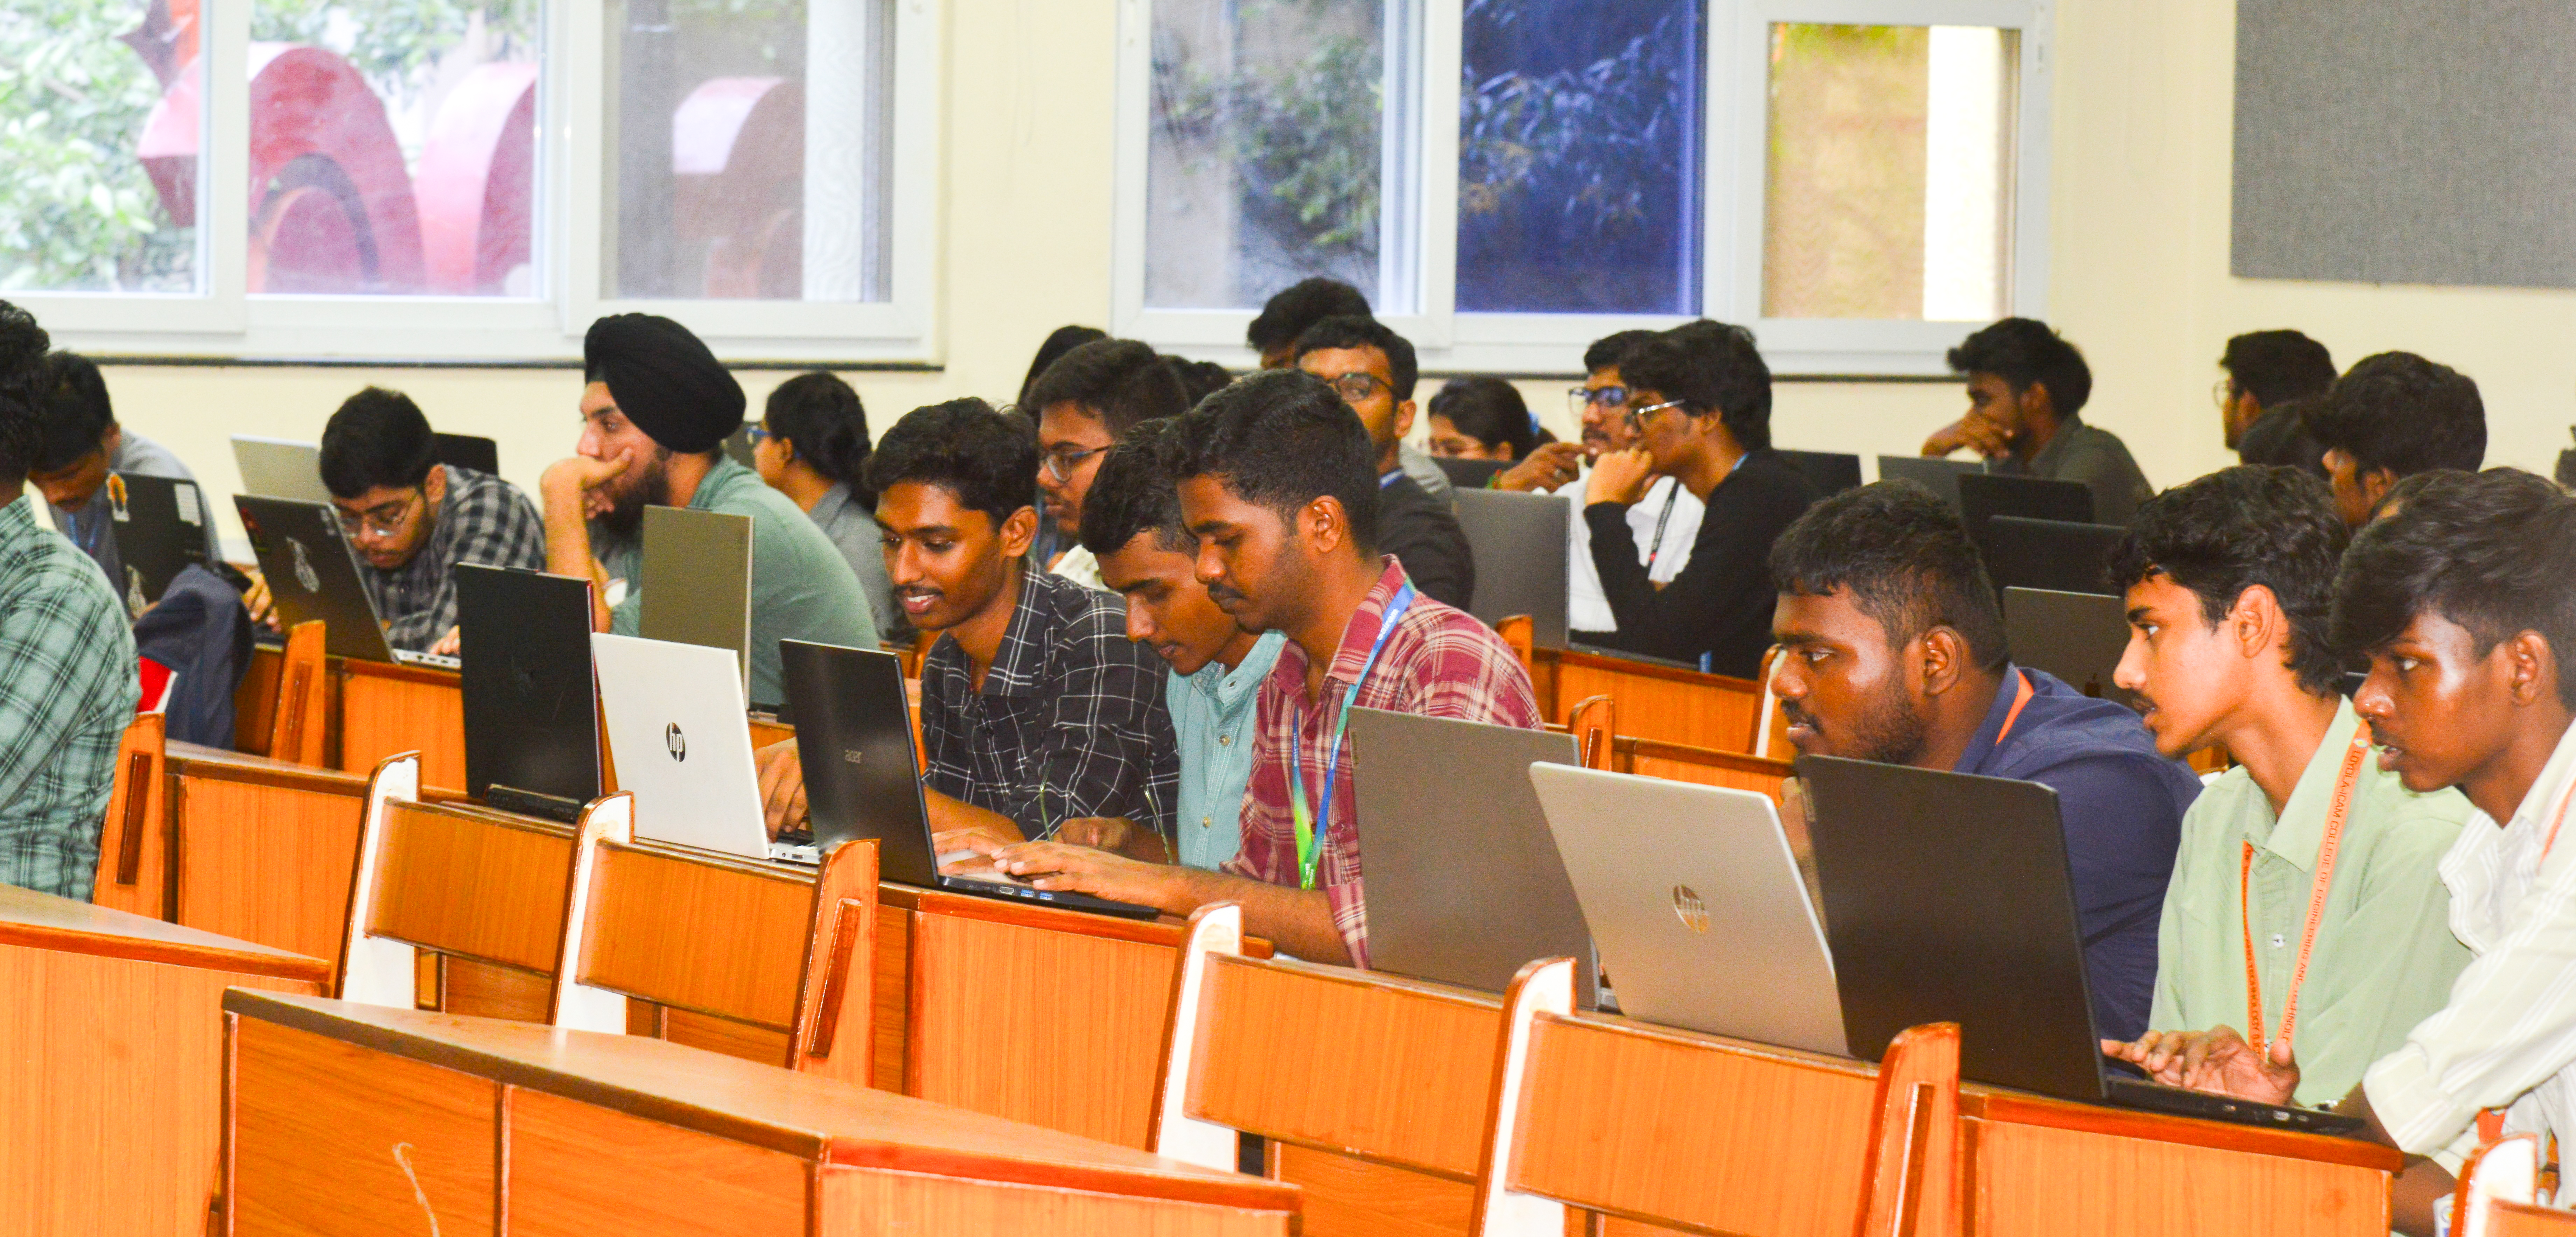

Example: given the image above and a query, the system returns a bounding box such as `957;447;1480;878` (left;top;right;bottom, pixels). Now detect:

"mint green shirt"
2148;697;2473;1107
1169;631;1286;870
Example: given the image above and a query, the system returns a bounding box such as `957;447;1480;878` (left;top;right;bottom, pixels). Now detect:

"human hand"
754;739;807;840
1493;441;1586;493
428;626;462;658
541;453;632;520
2099;1025;2299;1104
985;840;1184;911
1922;413;2012;460
1054;816;1135;852
1584;447;1657;507
241;568;276;628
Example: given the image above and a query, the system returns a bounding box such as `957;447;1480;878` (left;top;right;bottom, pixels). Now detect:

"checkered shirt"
359;466;546;652
0;496;140;900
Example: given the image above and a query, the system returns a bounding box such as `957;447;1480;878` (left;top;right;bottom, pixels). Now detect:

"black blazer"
1584;449;1819;677
1376;472;1475;612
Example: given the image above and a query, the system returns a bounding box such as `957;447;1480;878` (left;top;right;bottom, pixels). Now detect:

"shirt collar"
2257;696;2366;869
1323;557;1415;687
689;456;755;510
2497;715;2576;836
1191;630;1286;707
810;482;854;525
1952;663;2028;773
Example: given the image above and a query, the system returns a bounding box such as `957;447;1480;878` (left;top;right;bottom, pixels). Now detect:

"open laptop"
779;639;1160;919
456;564;601;822
234;495;456;668
1959;474;2096;557
1349;708;1592;1002
1794;755;2363;1134
2004;586;2140;711
1431;456;1512;491
1876;456;1986;508
1452;488;1568;648
1528;765;1846;1055
103;473;213;619
638;506;754;697
592;633;805;862
1982;515;2124;597
232;436;332;503
1779;450;1863;496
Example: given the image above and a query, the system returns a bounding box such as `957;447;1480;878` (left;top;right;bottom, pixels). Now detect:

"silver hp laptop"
2003;586;2139;711
234;494;456;668
1528;765;1847;1055
1876;455;1987;509
1351;708;1592;999
638;506;752;695
1452;489;1569;648
590;633;794;862
232;436;332;503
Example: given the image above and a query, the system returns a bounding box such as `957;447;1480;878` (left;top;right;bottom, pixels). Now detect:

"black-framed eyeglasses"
1570;385;1631;419
335;489;423;539
1042;444;1111;482
1323;372;1393;404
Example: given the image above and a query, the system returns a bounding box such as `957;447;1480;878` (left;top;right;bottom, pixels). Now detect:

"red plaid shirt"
1223;558;1542;965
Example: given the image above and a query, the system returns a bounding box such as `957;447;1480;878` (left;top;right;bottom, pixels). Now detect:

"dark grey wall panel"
2233;0;2576;288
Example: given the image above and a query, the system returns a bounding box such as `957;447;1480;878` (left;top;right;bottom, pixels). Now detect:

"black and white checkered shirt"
359;465;547;652
919;566;1178;841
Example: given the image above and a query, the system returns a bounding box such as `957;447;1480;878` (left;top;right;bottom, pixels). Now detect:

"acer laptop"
2004;586;2140;711
1794;755;2363;1135
1349;708;1592;1001
235;495;460;667
1452;488;1568;648
103;473;214;619
456;565;601;822
779;639;1159;919
231;436;332;503
1876;456;1986;509
1528;765;1847;1055
591;633;797;862
638;506;754;698
1982;516;2125;597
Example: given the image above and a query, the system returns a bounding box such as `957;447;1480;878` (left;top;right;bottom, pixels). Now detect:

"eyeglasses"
2211;378;2238;408
1041;444;1110;482
1569;385;1631;419
335;489;422;539
746;424;774;447
1322;372;1393;404
1624;398;1686;430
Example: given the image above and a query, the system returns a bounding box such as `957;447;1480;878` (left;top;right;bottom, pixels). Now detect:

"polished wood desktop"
1564;693;1791;801
222;989;1302;1236
0;883;327;1237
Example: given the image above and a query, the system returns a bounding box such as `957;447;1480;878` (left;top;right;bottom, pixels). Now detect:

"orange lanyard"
1993;670;2037;747
2237;723;2374;1056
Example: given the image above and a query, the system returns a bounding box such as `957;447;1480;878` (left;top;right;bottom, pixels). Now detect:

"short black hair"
1078;419;1192;557
1427;377;1538;458
1947;317;2092;418
2302;352;2486;479
1770;480;2008;669
0;302;49;485
863;397;1040;529
35;351;114;472
764;371;872;487
2108;466;2349;696
1025;338;1190;435
1019;325;1108;407
2220;330;2337;409
319;387;438;498
1175;369;1378;553
1616;321;1773;452
1583;329;1660;376
1290;314;1417;401
1246;277;1371;354
1167;358;1234;407
2332;469;2576;707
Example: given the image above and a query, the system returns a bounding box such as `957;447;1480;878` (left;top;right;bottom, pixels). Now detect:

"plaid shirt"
919;566;1177;839
1226;557;1541;966
360;466;546;652
0;496;139;900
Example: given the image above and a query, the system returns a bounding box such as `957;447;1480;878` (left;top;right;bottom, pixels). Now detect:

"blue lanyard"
1290;583;1416;889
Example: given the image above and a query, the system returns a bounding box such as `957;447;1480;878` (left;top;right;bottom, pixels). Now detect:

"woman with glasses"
750;371;903;640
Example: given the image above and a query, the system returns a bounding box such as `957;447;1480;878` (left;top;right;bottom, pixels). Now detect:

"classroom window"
0;0;203;293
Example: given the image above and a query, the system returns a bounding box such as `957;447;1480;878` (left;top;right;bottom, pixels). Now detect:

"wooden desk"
0;885;327;1237
224;990;1301;1235
334;658;466;793
1533;647;1764;752
166;742;375;983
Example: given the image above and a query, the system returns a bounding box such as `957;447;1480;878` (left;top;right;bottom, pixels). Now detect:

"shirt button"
1201;815;1212;828
2270;934;2286;950
1218;734;1231;746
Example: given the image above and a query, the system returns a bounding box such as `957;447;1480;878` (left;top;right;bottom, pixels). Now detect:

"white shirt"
1051;543;1107;592
2366;717;2576;1171
1558;469;1703;634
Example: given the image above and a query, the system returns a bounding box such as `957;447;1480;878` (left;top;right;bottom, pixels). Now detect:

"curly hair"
862;398;1038;528
2108;466;2349;696
0;302;54;484
1769;480;2007;668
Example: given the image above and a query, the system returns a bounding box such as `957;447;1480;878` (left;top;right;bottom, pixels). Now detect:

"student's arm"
538;456;625;632
967;838;1351;963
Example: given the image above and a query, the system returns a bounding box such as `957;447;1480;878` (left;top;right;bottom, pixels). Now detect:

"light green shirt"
2149;697;2473;1108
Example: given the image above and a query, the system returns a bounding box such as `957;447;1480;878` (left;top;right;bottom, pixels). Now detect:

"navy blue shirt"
1954;665;2199;1043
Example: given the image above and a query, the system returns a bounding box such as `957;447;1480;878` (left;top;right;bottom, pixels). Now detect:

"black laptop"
1982;515;2125;597
1794;755;2364;1136
1876;456;1987;509
430;433;499;475
235;494;457;668
456;564;602;823
1959;474;2096;558
779;640;1159;920
103;473;213;619
1431;456;1511;490
1778;450;1862;495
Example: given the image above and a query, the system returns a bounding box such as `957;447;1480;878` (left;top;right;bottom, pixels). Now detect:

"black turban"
582;314;744;455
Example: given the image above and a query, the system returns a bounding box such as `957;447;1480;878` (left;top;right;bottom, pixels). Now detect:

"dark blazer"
1585;449;1819;677
1375;472;1475;612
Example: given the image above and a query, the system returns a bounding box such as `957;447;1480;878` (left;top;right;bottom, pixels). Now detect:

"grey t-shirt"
1999;414;2154;525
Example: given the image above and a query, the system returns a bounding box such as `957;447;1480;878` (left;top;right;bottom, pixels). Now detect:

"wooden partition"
2454;1136;2567;1237
267;620;329;766
334;658;466;792
1616;737;1794;802
1532;646;1764;752
165;742;374;981
235;642;282;757
94;712;170;919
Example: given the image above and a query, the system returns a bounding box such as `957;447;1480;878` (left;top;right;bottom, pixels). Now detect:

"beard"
1785;684;1930;766
595;447;674;539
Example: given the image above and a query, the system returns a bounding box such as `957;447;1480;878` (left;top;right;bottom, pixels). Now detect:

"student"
960;370;1542;965
2114;470;2576;1236
28;351;211;587
756;399;1177;846
1922;317;2151;524
1024;338;1190;592
1292;315;1475;611
2301;351;2485;528
1054;420;1286;869
749;371;902;640
0;303;140;900
1246;279;1452;503
1584;323;1816;675
540;314;874;708
317;387;545;654
1768;481;2200;1041
2101;466;2469;1109
1424;377;1540;462
2217;330;2336;473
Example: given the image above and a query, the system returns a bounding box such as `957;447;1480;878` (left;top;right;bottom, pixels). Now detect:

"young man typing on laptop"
963;370;1541;965
318;387;544;654
1767;482;2201;1041
2116;470;2576;1234
2096;468;2469;1111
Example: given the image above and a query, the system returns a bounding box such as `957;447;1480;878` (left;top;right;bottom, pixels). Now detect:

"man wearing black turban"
540;314;876;707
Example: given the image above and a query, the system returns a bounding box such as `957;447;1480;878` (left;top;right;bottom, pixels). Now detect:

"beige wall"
95;0;2576;550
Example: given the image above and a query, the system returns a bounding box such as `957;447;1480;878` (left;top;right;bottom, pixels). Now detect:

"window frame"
15;0;943;363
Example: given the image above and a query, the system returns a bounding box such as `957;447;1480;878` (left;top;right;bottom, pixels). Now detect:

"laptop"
430;433;499;475
1779;450;1863;496
1959;474;2096;557
232;436;332;503
456;564;602;822
1431;456;1511;491
779;639;1160;919
235;495;456;667
1349;708;1592;1002
592;634;801;861
103;473;212;619
1876;456;1986;508
1528;765;1846;1055
638;506;754;696
1982;516;2125;597
1452;488;1568;648
1793;755;2363;1134
2004;587;2140;711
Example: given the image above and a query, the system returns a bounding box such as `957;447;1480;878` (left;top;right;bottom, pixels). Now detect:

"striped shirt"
2367;717;2576;1169
358;466;545;652
0;495;140;900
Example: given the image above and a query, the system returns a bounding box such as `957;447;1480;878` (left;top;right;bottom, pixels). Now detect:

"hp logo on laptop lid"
665;723;687;762
1671;884;1710;934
